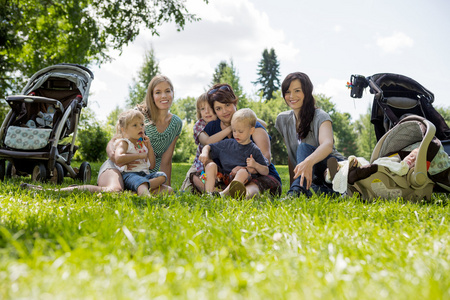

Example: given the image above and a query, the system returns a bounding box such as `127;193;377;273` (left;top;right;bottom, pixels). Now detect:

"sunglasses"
208;85;231;95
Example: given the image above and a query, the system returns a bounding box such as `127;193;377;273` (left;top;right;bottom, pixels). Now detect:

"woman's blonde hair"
114;109;145;139
137;75;174;124
195;93;209;120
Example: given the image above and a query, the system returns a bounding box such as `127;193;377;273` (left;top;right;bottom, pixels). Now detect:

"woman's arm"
251;127;272;164
106;138;117;163
160;136;179;186
293;120;334;189
198;126;232;146
143;136;156;168
257;118;267;128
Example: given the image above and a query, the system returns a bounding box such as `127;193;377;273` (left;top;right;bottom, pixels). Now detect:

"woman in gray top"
275;72;345;197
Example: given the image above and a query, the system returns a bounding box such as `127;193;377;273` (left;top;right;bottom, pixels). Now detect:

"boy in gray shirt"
199;108;269;198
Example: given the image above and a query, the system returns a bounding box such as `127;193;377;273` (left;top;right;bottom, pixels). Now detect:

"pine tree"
211;61;229;86
127;48;160;107
253;48;281;101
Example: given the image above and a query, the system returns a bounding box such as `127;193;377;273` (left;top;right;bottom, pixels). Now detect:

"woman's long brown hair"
281;72;316;140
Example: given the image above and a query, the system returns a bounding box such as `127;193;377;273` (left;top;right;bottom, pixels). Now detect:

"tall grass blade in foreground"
0;163;449;299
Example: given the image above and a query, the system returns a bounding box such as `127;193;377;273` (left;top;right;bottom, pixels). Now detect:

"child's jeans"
122;171;167;192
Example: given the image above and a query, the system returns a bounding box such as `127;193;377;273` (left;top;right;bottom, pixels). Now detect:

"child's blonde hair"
231;108;257;128
114;110;145;139
195;93;210;120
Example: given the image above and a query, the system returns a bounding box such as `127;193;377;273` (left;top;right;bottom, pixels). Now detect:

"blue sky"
89;0;450;121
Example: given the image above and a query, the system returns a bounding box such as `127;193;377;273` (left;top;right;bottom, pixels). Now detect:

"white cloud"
376;32;414;53
88;0;300;120
333;25;342;33
130;0;298;98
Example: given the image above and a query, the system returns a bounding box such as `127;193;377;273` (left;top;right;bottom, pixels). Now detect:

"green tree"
171;96;197;124
127;48;160;107
172;121;196;163
211;61;228;86
106;105;125;128
170;97;197;163
75;107;110;162
0;100;9;125
436;105;450;125
315;94;358;157
354;107;377;160
211;59;249;109
253;48;281;101
248;91;288;165
1;0;206;98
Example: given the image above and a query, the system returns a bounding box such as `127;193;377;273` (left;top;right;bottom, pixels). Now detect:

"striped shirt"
144;114;182;173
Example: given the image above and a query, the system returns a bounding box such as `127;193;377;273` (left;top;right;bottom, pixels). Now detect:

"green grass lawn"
0;162;449;299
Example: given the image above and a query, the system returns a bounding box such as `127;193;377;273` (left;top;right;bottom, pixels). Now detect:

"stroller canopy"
21;63;94;106
368;73;434;103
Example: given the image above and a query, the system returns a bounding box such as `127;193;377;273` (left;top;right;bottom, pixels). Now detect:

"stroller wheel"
49;163;64;185
77;162;91;184
5;162;17;179
32;163;47;183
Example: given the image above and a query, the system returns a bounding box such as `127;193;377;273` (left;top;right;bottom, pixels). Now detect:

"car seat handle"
411;118;436;187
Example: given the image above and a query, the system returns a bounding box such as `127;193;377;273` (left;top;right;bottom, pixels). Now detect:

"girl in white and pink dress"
113;109;166;196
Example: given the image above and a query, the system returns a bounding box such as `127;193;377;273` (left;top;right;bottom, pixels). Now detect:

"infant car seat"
348;116;438;202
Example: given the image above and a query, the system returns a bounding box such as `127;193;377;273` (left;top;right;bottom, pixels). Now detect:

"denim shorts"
122;171;167;192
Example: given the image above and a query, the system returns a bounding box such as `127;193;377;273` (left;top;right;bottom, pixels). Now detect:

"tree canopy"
1;0;207;98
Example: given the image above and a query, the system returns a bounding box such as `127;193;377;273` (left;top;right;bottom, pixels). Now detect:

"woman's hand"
293;159;315;190
125;160;140;169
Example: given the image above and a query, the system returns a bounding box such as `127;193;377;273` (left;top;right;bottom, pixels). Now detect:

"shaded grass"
0;163;449;299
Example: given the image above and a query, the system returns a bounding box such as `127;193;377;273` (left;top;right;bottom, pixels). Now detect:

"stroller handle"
349;74;383;99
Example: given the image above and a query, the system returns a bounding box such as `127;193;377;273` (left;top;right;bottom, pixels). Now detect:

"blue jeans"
122;171;167;192
288;143;343;196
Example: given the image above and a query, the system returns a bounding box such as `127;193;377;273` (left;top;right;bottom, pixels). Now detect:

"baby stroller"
0;63;93;184
345;73;450;200
345;115;449;201
349;73;450;155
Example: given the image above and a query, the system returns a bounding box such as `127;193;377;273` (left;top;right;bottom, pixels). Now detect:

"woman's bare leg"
96;168;124;192
245;182;260;199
